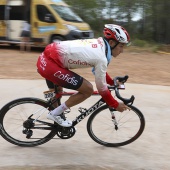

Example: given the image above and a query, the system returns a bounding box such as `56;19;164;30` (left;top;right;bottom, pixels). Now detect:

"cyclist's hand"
116;102;131;112
116;80;124;85
116;80;125;89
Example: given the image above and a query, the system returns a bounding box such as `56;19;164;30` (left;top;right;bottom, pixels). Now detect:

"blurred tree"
138;0;170;43
112;0;141;37
151;0;170;43
64;0;170;44
64;0;99;31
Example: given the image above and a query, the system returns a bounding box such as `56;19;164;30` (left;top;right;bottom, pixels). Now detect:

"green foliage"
129;39;163;53
132;39;149;47
156;44;170;53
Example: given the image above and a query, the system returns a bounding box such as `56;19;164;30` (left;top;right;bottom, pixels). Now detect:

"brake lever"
114;75;129;87
113;75;135;105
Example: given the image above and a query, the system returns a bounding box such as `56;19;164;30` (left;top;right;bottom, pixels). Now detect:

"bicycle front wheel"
0;98;56;147
87;105;145;147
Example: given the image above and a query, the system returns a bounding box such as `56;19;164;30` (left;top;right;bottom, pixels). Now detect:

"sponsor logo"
54;71;78;86
97;38;104;47
92;44;97;48
76;101;104;123
39;53;47;70
75;39;93;46
51;0;62;3
68;59;92;67
38;26;56;33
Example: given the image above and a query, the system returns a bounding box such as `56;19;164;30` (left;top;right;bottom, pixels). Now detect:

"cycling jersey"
37;37;119;108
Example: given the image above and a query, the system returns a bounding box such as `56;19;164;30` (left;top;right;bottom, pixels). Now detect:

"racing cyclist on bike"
37;24;131;127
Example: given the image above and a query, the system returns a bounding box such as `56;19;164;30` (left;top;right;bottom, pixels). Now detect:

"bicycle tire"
87;105;145;147
0;97;56;147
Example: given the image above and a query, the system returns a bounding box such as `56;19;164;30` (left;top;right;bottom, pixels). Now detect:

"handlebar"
108;75;135;105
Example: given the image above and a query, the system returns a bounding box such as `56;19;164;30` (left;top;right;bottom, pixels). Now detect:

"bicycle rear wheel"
87;105;145;147
0;98;56;147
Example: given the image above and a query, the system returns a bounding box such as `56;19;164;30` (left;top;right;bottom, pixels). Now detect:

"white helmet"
103;24;130;44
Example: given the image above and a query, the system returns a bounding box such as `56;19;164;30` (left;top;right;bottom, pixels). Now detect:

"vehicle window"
0;5;5;20
36;5;55;22
9;6;25;20
0;5;29;21
50;4;83;22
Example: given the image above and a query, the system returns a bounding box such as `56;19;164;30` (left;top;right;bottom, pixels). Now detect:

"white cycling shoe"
47;112;72;127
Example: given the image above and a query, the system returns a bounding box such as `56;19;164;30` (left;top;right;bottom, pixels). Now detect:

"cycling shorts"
37;54;83;90
46;79;55;89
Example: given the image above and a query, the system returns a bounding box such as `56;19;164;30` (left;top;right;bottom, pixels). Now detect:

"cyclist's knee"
78;79;93;97
85;82;93;97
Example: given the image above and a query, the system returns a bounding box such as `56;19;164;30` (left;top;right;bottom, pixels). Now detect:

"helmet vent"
115;28;120;34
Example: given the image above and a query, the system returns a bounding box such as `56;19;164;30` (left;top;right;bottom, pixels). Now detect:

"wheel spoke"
0;98;56;147
87;105;145;147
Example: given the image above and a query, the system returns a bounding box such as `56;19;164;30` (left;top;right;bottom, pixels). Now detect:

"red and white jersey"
43;37;119;108
45;37;110;93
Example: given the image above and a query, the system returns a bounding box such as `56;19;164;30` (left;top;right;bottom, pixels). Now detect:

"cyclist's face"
111;42;125;57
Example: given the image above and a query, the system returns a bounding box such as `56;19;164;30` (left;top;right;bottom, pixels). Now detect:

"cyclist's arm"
92;69;113;85
106;72;114;85
100;88;119;108
94;61;119;109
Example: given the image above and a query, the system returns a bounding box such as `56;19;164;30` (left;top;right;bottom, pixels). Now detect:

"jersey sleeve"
106;72;114;85
94;59;119;108
100;89;119;108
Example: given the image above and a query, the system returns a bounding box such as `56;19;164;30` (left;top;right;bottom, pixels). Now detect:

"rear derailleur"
23;119;34;139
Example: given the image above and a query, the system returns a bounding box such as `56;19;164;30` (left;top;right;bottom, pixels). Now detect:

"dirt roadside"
0;45;170;86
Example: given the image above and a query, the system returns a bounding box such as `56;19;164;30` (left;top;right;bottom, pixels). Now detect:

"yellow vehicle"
0;0;94;46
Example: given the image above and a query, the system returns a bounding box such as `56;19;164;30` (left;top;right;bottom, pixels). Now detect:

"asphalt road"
0;80;170;170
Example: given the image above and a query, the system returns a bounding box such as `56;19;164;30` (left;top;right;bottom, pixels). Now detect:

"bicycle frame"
72;98;106;126
45;90;108;127
41;75;135;128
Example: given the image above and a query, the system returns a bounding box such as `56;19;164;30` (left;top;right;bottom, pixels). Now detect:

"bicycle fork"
109;108;118;130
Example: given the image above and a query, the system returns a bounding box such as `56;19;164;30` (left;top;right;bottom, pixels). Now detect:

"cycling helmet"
103;24;130;44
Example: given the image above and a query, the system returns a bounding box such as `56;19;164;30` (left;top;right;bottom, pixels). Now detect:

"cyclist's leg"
45;79;63;108
47;76;93;127
45;79;63;92
20;37;25;51
25;37;31;52
44;72;93;108
37;55;93;126
46;79;55;90
65;78;93;108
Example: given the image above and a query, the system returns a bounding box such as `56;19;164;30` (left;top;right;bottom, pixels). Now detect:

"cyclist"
37;24;131;127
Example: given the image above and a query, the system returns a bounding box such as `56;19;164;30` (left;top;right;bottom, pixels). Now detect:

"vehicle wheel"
51;36;65;43
0;98;56;147
87;105;145;147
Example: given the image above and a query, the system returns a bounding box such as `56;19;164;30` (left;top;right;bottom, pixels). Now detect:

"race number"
43;90;55;99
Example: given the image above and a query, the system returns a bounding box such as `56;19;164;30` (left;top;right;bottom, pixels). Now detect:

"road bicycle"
0;75;145;147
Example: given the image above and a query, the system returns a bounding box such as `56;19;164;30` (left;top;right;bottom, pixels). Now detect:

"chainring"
55;126;76;139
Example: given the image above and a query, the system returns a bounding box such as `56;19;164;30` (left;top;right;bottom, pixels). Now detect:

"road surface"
0;80;169;170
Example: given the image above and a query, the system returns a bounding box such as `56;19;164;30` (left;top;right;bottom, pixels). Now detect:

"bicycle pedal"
63;109;71;114
78;107;87;114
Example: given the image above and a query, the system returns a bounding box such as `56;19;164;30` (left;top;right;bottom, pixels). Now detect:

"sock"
51;103;69;116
